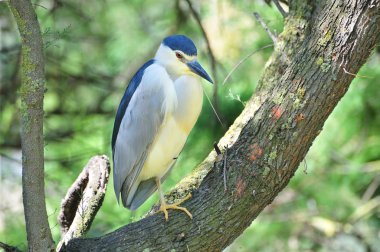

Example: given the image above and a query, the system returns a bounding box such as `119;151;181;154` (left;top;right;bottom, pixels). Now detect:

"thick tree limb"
7;1;55;251
57;155;110;251
65;1;380;251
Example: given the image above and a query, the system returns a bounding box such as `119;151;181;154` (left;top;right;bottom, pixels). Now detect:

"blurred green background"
1;1;379;251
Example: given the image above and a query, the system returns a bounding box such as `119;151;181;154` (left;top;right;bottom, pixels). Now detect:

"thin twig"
185;0;217;81
213;143;228;191
223;148;228;192
253;12;278;43
343;67;370;78
0;242;22;252
185;0;221;116
222;44;274;86
272;0;288;17
213;142;222;155
32;3;48;9
203;88;225;129
362;175;380;202
303;158;308;174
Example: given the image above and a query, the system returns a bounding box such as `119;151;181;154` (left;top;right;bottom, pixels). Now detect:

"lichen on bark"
8;1;54;251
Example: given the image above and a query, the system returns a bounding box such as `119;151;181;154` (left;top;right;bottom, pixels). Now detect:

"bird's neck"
166;69;183;82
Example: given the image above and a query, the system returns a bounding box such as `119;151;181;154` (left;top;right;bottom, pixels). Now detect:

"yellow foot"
158;194;193;221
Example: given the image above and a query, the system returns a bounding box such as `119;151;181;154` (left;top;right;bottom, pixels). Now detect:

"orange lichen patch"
295;113;305;123
235;179;246;199
249;143;263;161
271;106;283;120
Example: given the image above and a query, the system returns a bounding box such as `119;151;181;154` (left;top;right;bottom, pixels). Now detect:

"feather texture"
113;63;176;206
111;59;155;155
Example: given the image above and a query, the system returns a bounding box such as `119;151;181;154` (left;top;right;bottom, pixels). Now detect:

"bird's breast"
140;115;187;180
173;75;203;132
139;75;203;180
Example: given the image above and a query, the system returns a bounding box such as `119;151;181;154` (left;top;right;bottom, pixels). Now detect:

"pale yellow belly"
139;75;203;181
139;115;189;180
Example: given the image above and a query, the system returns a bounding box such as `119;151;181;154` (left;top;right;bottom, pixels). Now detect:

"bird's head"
154;34;213;84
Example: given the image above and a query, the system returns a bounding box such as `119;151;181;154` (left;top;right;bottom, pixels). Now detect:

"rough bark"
57;156;110;251
7;1;55;251
65;0;380;251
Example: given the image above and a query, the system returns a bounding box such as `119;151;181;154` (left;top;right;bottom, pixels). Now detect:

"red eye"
175;52;184;59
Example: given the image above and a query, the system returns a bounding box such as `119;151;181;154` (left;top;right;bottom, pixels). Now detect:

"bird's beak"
187;60;213;84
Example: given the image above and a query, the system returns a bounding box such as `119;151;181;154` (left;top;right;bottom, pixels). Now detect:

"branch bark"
7;1;55;251
65;0;380;251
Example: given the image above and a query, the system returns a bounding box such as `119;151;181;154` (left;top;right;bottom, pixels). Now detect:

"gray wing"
128;159;178;210
113;64;173;208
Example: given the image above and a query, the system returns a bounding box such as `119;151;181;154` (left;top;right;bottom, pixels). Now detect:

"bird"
112;34;213;221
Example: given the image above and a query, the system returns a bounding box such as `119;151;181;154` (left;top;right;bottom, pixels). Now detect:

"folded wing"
112;62;174;208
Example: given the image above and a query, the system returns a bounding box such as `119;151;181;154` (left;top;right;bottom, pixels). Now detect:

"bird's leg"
156;178;193;221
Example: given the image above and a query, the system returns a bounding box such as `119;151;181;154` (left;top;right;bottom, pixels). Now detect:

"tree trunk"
67;0;380;251
8;1;54;251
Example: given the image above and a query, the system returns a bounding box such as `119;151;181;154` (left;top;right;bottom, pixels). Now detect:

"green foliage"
1;1;379;251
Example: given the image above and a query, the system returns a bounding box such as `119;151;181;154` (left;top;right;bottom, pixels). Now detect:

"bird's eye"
175;52;184;60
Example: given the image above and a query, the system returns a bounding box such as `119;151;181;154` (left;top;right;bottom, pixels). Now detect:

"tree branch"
7;1;54;251
272;0;288;18
253;12;278;43
57;155;110;251
0;242;22;252
65;1;380;251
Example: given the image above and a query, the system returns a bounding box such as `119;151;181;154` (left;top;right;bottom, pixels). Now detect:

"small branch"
185;0;223;122
253;12;278;44
213;143;228;192
184;0;217;82
223;148;228;192
32;3;48;9
0;242;22;252
213;142;222;155
175;0;190;27
343;67;370;78
222;44;274;86
272;0;288;17
0;44;20;54
57;155;110;251
204;89;226;129
362;174;380;202
303;158;308;174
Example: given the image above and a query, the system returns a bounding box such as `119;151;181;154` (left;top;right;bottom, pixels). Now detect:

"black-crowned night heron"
112;34;213;221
